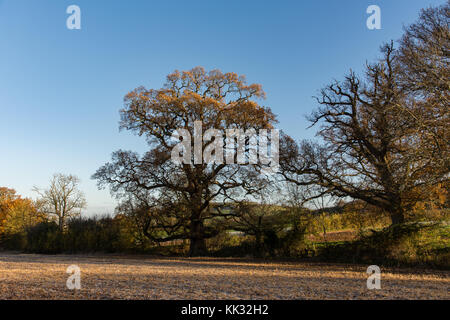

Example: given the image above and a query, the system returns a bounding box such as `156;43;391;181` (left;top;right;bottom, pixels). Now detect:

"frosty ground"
0;253;447;300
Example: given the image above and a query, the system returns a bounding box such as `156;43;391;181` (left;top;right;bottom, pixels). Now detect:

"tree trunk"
188;220;207;256
389;206;405;225
189;237;207;256
255;231;263;258
59;215;64;232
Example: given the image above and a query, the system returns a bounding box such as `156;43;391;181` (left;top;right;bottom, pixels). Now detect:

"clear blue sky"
0;0;445;214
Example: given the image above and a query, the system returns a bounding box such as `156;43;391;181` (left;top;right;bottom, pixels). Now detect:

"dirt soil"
0;252;448;300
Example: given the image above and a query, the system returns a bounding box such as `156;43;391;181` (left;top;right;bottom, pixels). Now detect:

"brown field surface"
0;252;448;300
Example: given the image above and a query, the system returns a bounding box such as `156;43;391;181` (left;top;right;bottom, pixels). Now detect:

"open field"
0;253;448;300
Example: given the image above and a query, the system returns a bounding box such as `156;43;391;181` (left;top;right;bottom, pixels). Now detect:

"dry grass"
0;252;448;300
307;230;357;242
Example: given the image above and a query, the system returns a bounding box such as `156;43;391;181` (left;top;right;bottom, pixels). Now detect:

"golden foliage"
0;187;44;235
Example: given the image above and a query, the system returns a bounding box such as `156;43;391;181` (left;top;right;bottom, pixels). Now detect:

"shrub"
314;222;450;268
63;217;121;253
0;231;27;251
25;221;63;254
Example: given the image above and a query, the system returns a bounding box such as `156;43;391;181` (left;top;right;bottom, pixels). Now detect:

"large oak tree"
280;42;448;225
280;3;449;226
93;67;277;256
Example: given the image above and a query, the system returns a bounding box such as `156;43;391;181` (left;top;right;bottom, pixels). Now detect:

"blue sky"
0;0;445;214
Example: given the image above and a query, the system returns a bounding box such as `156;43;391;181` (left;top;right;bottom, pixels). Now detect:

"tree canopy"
279;2;449;225
93;67;278;255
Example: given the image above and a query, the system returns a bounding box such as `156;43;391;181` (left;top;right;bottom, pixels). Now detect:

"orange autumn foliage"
0;187;44;235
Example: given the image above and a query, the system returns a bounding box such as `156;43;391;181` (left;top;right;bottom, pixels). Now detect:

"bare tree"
280;43;449;225
397;2;449;169
34;174;86;231
229;201;286;257
306;186;337;242
398;2;449;106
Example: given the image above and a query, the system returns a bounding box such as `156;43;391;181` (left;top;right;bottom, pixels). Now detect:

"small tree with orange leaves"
0;187;44;237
